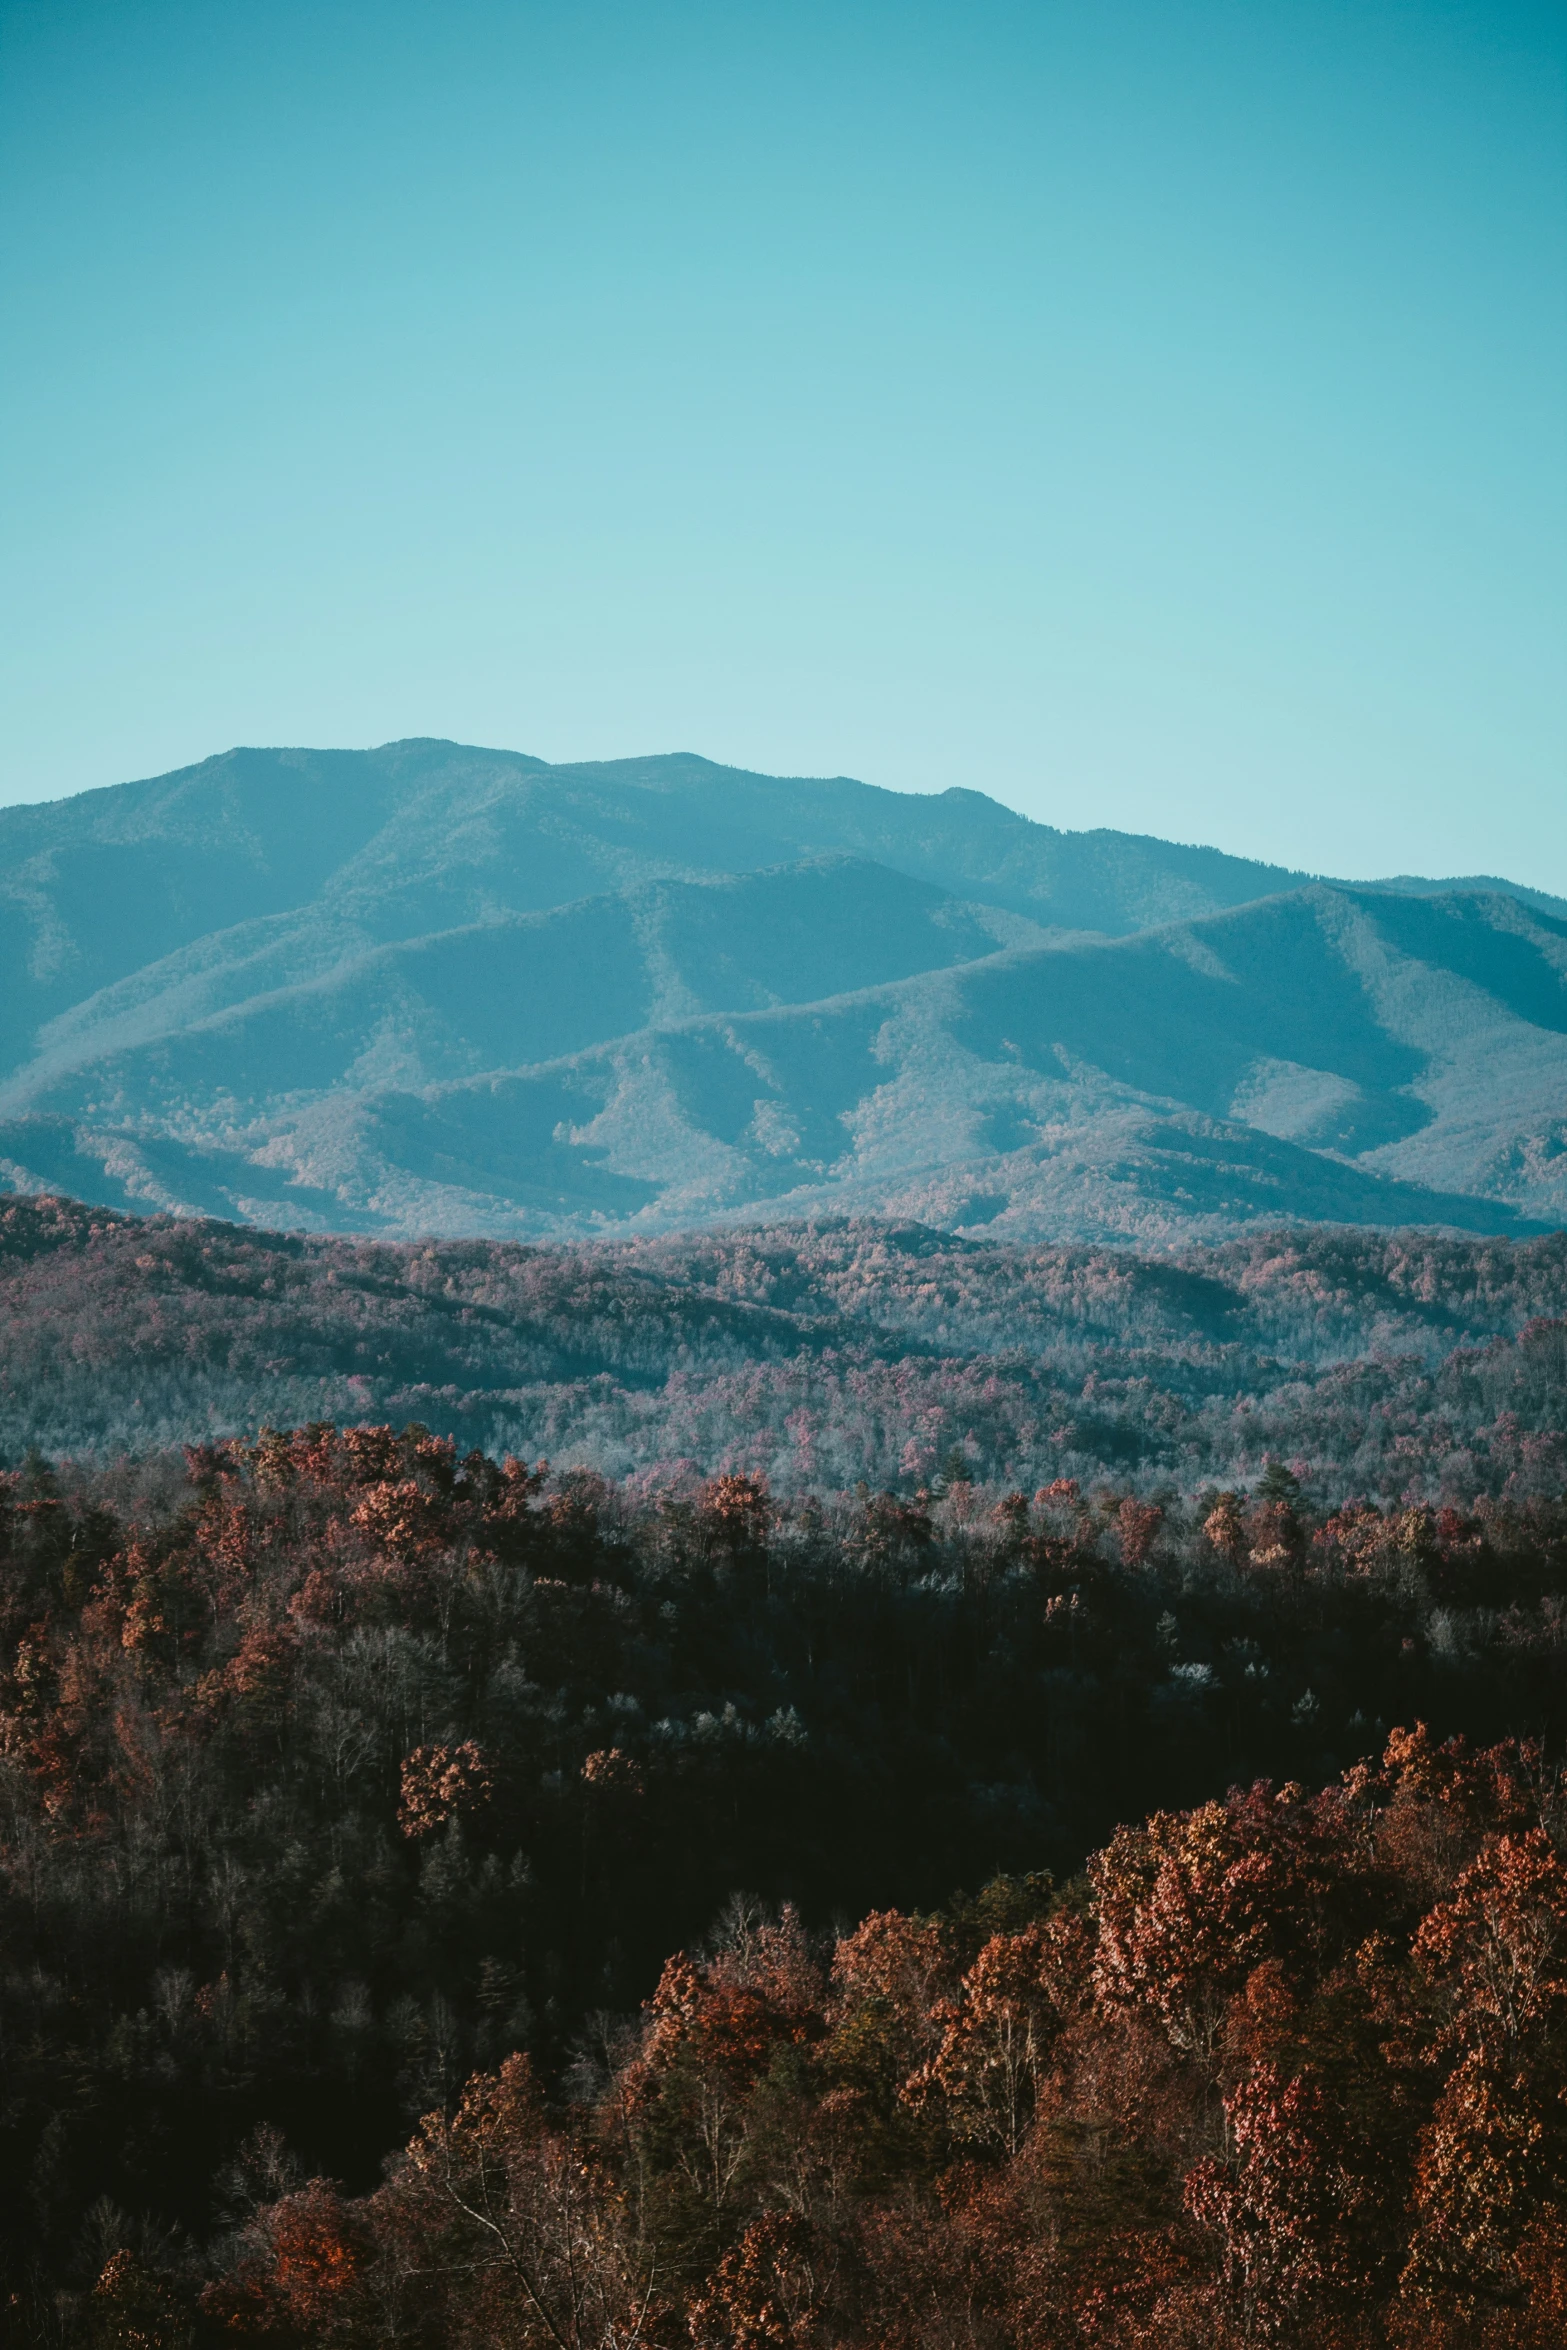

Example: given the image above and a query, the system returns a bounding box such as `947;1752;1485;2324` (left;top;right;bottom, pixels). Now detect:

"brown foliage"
397;1739;492;1837
198;1713;1567;2345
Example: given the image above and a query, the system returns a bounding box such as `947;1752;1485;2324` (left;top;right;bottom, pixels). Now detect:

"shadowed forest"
2;1407;1566;2344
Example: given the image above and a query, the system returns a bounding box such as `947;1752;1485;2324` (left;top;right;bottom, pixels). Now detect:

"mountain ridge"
1;741;1562;1244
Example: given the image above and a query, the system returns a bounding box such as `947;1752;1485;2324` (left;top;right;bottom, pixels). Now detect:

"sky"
1;0;1563;887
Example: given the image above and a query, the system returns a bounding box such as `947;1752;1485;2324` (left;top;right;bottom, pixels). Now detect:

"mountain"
0;739;1562;1242
1;855;1043;1112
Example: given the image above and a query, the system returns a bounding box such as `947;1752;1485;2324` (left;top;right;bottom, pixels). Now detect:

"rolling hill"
2;1190;1564;1484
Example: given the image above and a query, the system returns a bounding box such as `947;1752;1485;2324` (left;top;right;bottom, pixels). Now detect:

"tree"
89;2252;195;2350
395;2054;665;2349
1185;2065;1367;2342
687;2212;822;2348
1402;1830;1567;2310
915;1918;1089;2157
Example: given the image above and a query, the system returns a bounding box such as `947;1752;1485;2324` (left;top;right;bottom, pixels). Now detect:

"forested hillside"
3;1195;1564;1499
3;741;1564;1241
2;1418;1566;2342
3;1190;1565;2339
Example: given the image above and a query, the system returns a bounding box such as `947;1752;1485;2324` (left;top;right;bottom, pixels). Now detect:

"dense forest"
3;1194;1566;1498
1;1411;1565;2342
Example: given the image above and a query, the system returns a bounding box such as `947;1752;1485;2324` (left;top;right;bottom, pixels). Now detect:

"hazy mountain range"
0;738;1563;1243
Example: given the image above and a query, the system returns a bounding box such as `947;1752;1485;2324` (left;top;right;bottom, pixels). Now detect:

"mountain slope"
4;857;1038;1119
0;741;1561;1244
4;880;1563;1243
294;882;1562;1244
5;738;1561;1086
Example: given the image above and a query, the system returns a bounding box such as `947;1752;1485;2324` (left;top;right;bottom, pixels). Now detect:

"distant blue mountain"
0;741;1562;1242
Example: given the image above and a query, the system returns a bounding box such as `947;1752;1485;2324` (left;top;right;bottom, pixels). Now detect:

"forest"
1;1405;1565;2344
3;1193;1566;1500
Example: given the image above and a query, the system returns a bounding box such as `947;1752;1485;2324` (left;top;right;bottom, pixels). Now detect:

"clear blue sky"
2;0;1563;886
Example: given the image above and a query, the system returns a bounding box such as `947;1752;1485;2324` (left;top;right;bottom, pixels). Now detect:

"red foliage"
198;1715;1567;2347
687;2211;822;2346
1185;2065;1368;2336
397;1740;491;1837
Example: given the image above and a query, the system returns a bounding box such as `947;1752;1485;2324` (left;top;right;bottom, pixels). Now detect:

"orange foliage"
200;1716;1567;2347
397;1740;491;1836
